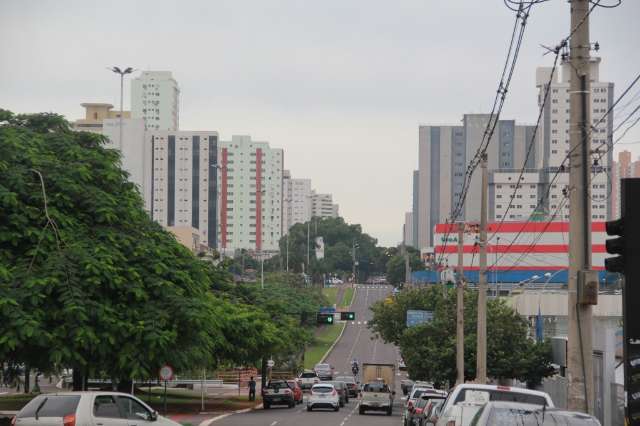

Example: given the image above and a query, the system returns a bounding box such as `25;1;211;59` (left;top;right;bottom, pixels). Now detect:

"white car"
436;384;554;426
13;392;180;426
297;370;320;390
307;383;340;412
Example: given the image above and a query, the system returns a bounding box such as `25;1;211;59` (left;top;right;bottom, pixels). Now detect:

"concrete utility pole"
476;153;488;384
456;222;465;385
567;0;594;413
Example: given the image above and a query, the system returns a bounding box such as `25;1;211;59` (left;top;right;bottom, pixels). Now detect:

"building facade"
311;192;339;219
218;135;283;254
148;131;219;249
131;71;180;131
282;170;312;232
403;212;414;247
72;103;130;134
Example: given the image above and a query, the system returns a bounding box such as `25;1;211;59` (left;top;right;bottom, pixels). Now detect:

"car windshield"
312;386;333;393
267;381;289;389
301;372;317;378
18;395;81;418
363;383;389;392
454;389;547;406
415;398;429;408
315;364;330;369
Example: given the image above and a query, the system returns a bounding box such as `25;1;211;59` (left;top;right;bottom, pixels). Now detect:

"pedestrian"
248;376;256;401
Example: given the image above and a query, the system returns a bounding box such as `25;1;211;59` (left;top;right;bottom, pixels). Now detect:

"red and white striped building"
432;221;606;277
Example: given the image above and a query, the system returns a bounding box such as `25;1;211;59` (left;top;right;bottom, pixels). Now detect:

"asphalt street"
211;284;406;426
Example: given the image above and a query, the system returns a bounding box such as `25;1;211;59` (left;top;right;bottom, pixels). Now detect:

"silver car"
13;392;180;426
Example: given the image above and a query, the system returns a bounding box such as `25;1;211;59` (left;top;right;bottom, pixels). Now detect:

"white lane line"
270;421;278;426
198;413;230;426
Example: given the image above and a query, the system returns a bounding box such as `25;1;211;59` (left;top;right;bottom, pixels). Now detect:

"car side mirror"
150;411;158;421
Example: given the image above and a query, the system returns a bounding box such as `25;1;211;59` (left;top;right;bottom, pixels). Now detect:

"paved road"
212;284;405;426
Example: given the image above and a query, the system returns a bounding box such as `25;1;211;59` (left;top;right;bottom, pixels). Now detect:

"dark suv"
262;380;296;409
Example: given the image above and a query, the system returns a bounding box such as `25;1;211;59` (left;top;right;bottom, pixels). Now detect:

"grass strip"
340;287;354;307
321;287;338;305
303;323;345;370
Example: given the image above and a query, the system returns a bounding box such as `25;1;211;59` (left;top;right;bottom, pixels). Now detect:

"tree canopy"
368;286;554;387
0;110;324;387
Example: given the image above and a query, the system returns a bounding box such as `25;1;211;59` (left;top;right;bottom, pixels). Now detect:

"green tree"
369;286;553;387
386;246;423;285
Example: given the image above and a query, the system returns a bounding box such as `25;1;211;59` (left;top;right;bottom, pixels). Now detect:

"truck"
359;363;396;416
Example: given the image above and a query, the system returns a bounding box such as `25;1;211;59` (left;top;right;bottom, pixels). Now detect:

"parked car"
13;392;180;426
297;370;320;390
314;363;334;380
468;401;601;425
307;383;340;412
323;381;348;406
436;385;554;426
405;389;447;424
286;379;304;404
404;396;430;426
262;380;296;409
398;358;407;370
335;375;358;398
401;379;414;396
423;399;445;426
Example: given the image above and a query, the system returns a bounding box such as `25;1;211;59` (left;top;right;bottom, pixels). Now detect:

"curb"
319;286;357;363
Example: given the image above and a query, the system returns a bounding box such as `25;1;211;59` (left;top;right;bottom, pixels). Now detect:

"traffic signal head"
317;313;334;324
605;218;625;273
340;312;356;321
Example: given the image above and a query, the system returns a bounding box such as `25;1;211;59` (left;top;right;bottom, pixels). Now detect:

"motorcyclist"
351;359;359;375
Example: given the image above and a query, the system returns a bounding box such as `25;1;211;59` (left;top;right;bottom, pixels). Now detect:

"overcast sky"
2;0;639;246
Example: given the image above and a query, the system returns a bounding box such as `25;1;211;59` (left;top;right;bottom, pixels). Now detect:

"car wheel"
340;401;344;407
264;402;270;409
307;406;312;412
288;401;295;408
334;405;339;412
387;407;392;416
359;407;365;415
345;396;349;403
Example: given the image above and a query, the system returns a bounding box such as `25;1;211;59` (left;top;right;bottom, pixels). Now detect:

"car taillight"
10;417;16;426
408;400;413;407
332;390;337;396
63;414;76;426
284;389;292;394
415;408;423;414
446;421;455;426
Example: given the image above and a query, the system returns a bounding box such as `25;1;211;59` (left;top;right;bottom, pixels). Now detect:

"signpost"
406;310;434;327
159;365;173;415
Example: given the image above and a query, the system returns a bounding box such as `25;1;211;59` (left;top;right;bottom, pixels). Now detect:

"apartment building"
218;135;283;254
131;71;180;131
311;191;339;219
148;131;219;249
72;103;130;134
282;170;312;232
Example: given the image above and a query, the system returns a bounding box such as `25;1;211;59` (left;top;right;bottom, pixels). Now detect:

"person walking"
248;376;256;401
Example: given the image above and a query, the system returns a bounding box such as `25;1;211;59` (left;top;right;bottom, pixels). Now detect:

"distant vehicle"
262;379;297;409
314;363;334;380
468;401;601;425
335;375;359;398
323;381;348;406
400;379;414;396
404;396;430;426
361;363;395;389
436;385;554;426
286;379;304;404
13;392;180;426
297;370;320;390
398;358;407;370
392;287;400;295
359;380;394;415
307;383;340;412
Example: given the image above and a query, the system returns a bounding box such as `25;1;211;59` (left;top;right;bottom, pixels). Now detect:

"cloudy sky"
2;0;639;246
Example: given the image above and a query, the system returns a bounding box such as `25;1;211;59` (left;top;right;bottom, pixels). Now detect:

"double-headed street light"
108;67;134;151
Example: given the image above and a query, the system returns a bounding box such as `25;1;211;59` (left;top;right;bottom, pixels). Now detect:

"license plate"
319;395;326;398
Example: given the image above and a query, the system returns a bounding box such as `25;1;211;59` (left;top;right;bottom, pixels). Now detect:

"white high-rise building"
311;192;339;219
282;170;312;232
131;71;180;132
218;135;283;254
148;131;220;249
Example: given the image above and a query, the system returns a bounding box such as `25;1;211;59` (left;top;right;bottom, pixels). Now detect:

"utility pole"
476;153;488;384
307;221;310;271
567;0;594;413
456;222;465;385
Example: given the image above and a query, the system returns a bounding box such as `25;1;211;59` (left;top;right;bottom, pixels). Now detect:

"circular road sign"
159;364;174;381
267;359;275;368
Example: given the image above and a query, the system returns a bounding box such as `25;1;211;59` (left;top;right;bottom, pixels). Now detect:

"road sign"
159;364;174;381
406;310;434;327
267;359;275;368
319;306;336;313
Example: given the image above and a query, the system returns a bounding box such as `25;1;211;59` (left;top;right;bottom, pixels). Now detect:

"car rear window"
415;398;429;408
363;383;389;392
267;381;289;389
19;395;81;418
312;386;333;393
454;389;547;406
301;372;317;378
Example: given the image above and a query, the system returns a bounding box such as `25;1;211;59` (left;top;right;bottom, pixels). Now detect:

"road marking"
198;413;230;426
357;321;361;325
270;422;278;426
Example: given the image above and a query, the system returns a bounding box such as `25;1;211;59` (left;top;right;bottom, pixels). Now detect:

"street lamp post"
108;67;134;150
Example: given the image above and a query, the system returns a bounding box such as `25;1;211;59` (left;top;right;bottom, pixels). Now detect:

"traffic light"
608;178;640;423
317;313;334;324
340;312;356;321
